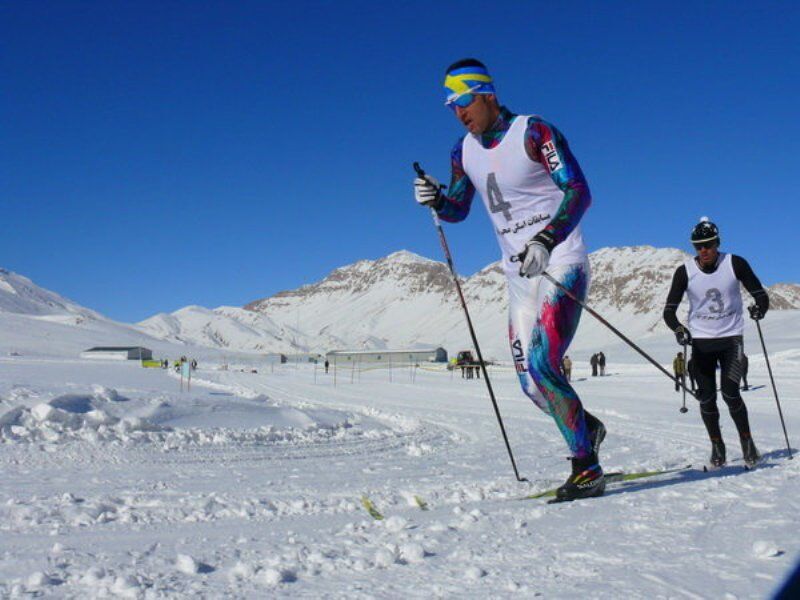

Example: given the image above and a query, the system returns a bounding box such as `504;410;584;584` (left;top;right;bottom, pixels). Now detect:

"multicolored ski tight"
507;262;592;458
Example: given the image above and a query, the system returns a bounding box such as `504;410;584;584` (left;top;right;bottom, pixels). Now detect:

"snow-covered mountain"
0;269;228;361
138;305;309;354
5;249;796;361
241;246;691;357
0;268;101;323
768;283;800;309
139;251;454;354
139;247;800;359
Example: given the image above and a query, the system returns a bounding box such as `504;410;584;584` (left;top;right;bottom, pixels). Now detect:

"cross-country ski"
527;465;693;500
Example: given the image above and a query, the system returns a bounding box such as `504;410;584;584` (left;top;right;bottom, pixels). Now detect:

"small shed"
263;353;288;364
80;346;153;361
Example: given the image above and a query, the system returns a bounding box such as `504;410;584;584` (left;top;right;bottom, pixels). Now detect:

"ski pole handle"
413;161;445;226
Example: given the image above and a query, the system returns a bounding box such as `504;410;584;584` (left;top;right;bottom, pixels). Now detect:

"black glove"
674;325;692;346
748;304;764;321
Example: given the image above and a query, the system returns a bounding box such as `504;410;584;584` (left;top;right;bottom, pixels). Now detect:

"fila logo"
512;339;527;374
541;140;563;173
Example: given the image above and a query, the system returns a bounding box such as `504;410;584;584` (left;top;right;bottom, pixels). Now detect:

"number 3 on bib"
705;288;725;313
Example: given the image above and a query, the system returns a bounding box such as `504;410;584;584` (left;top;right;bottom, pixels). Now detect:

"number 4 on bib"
487;173;512;221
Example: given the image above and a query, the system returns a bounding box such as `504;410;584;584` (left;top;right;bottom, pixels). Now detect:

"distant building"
80;346;153;361
264;353;289;364
284;353;323;364
326;347;447;365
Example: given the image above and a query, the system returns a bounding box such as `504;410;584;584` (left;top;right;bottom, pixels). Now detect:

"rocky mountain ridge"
3;249;797;359
139;247;800;357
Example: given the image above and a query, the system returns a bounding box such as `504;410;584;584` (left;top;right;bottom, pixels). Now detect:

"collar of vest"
695;253;723;274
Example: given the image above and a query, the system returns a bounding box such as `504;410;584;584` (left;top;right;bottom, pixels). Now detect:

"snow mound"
753;540;783;559
0;389;165;444
0;398;398;448
0;383;430;452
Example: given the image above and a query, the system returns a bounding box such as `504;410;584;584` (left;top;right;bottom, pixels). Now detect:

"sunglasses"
445;85;482;110
693;240;717;250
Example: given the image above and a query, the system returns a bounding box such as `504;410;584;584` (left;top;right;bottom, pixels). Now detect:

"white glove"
414;175;442;208
519;241;549;278
518;231;555;278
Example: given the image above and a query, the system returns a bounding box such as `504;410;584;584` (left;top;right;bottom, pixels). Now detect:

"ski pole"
413;161;528;483
754;318;793;459
532;270;698;399
680;342;688;413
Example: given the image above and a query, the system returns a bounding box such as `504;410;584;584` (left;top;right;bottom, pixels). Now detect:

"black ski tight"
692;336;751;440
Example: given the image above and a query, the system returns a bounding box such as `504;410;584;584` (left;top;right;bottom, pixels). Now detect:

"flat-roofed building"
325;347;447;365
80;346;153;361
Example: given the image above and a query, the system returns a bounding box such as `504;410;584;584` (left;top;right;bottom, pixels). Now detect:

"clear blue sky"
3;1;798;322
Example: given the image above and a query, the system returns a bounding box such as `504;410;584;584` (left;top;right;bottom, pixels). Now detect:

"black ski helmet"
690;217;720;245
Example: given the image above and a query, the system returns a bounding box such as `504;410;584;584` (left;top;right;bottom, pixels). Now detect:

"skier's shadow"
603;449;792;498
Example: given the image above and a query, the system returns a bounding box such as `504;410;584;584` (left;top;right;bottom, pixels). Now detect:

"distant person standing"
597;352;606;376
562;355;573;382
673;352;686;392
324;359;330;374
590;353;598;377
663;218;769;468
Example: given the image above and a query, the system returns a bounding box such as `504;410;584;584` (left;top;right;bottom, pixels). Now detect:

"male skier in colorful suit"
414;59;605;501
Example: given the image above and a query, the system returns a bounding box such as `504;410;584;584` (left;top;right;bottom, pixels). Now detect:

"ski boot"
585;412;606;455
554;453;605;502
741;436;760;469
709;439;726;468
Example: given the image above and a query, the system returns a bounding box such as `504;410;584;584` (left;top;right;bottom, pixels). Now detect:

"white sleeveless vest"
685;253;744;338
461;115;587;275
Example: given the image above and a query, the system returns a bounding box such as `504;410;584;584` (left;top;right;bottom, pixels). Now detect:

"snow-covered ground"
1;315;799;598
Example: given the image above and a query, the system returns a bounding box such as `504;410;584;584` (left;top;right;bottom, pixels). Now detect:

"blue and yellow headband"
443;65;495;102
